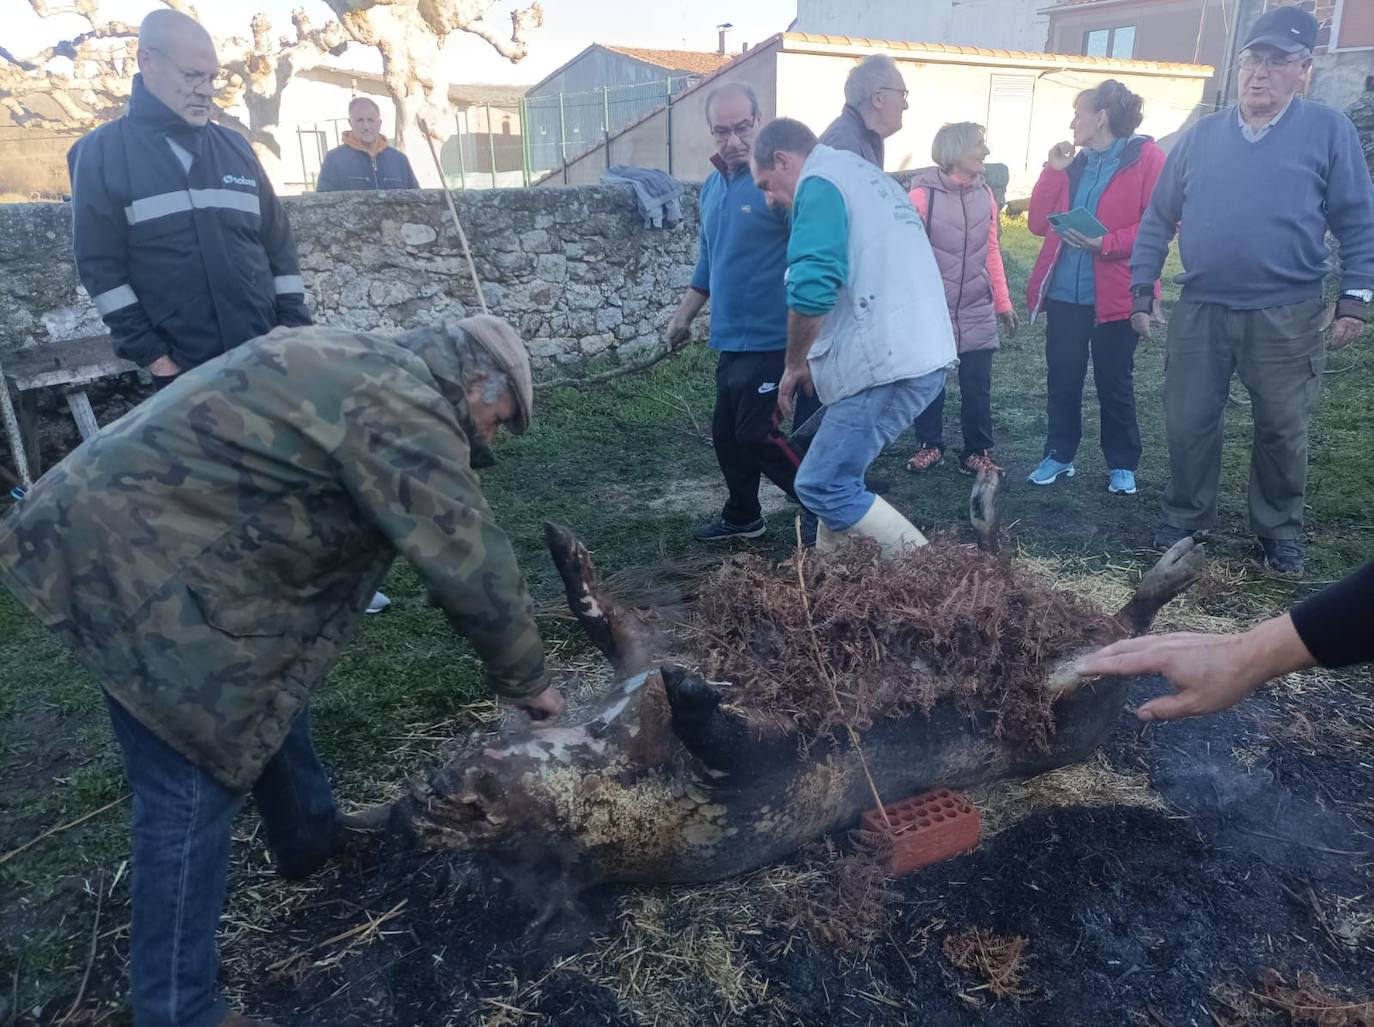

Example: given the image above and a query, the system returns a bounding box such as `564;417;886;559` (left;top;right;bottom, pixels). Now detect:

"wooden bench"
0;335;140;494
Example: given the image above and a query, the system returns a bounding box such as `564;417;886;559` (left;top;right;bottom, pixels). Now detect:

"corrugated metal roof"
599;46;735;75
781;31;1214;74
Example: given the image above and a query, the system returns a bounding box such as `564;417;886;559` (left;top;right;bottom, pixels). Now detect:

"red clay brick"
860;788;980;876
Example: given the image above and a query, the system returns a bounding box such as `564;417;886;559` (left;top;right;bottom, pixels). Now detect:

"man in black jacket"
67;8;311;386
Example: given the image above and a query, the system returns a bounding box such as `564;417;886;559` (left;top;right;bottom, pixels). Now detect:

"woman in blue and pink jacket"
1025;79;1165;496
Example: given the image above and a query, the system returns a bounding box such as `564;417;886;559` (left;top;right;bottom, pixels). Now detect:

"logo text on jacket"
223;173;258;188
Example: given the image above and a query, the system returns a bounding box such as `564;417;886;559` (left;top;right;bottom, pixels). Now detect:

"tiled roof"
782;31;1214;74
599;46;734;75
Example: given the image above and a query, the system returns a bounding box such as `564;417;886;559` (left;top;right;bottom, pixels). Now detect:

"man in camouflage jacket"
0;315;561;1027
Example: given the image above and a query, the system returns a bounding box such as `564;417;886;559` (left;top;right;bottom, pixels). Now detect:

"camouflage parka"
0;322;547;791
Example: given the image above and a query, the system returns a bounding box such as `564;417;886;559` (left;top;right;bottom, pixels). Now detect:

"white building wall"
776;51;1209;198
794;0;1050;53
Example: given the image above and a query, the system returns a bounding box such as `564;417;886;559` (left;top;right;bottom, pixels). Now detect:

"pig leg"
544;522;653;675
1113;535;1207;636
1048;537;1207;695
969;466;1002;554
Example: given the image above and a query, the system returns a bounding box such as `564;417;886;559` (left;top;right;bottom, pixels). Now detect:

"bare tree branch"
4;0;546;183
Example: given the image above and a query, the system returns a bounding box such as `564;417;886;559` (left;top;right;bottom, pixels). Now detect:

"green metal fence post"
453;112;467;190
665;77;674;177
603;85;611;169
559;91;568;183
486;103;498;188
520;96;531;186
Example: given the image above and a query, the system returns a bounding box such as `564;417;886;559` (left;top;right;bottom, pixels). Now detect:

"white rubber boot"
816;496;928;558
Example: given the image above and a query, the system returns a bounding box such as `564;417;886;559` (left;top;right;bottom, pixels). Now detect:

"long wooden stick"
416;117;488;315
0;795;125;866
793;516;893;831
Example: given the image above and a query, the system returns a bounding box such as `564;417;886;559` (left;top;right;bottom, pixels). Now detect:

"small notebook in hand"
1047;207;1108;238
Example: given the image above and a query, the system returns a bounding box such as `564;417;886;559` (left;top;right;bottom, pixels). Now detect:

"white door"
985;74;1035;177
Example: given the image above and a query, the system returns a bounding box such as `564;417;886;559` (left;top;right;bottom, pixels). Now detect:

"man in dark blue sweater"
1130;6;1374;578
665;83;812;543
315;96;420;192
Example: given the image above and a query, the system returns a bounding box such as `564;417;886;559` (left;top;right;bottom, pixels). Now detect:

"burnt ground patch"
30;670;1369;1027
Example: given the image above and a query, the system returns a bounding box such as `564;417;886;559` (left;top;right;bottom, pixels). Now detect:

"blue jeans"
795;371;946;531
105;695;339;1027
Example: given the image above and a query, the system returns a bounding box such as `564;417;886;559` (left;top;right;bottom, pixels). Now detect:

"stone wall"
0;184;703;370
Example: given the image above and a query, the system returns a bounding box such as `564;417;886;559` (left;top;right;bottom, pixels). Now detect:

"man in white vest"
750;117;956;555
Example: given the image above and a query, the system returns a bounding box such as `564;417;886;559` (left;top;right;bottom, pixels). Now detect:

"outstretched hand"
1074;614;1315;722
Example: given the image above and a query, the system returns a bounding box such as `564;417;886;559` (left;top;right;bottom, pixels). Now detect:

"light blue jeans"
795;371;947;531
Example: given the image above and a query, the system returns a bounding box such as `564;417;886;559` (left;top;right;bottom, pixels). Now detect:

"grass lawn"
2;217;1373;1023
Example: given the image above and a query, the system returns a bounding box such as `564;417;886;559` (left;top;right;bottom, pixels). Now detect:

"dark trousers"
1043;299;1142;470
106;696;339;1026
911;348;995;457
713;349;805;524
1161;298;1326;539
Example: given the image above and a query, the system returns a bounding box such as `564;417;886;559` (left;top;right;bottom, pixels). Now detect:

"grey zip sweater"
1130;99;1374;309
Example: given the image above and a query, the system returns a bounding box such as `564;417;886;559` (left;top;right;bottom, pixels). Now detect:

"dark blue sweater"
315;142;419;192
690;162;789;352
1131;100;1374;309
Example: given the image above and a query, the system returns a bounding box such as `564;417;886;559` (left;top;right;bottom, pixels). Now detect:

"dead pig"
386;472;1205;884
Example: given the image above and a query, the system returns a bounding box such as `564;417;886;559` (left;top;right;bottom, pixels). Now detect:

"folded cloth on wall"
603;166;683;229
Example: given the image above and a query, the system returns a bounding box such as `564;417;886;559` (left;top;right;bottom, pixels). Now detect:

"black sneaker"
1259;537;1305;578
1153;525;1195;551
693;514;766;542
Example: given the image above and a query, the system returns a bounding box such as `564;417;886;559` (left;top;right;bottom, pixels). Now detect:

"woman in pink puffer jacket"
905;122;1019;477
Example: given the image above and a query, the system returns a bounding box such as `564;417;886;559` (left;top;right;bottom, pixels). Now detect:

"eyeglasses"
146;47;225;90
878;87;909;100
711;119;756;143
1237;51;1308;71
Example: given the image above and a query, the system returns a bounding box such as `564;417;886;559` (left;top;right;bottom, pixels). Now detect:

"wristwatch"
1130;283;1154;317
1337;289;1372;322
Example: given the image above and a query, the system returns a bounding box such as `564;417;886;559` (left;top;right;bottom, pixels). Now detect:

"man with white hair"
819;53;909;169
1130;6;1374;578
315;95;420;191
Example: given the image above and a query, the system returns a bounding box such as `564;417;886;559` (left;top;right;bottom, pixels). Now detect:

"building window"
1334;0;1374;50
1084;25;1136;58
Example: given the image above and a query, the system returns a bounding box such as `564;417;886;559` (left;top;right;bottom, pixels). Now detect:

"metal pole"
520;96;531;186
603;85;611;169
665;77;674;177
486;103;498;189
453;112;466;190
296;127;310;190
558;91;568;183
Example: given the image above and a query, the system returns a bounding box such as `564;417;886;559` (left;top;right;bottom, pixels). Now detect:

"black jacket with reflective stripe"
68;76;312;369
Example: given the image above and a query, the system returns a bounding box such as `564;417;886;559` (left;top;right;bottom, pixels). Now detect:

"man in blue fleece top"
316;96;420;192
750;118;955;556
1130;6;1374;578
665;84;813;543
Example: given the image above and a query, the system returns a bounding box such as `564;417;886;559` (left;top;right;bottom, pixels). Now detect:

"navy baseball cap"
1242;6;1319;52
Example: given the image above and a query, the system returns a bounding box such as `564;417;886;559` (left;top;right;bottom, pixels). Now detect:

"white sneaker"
366;591;391;614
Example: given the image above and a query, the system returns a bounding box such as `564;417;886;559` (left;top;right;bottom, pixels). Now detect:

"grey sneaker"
693;514;766;542
1259;537;1304;578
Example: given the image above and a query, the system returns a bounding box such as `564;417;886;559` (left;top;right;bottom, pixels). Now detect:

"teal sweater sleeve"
786;177;849;316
